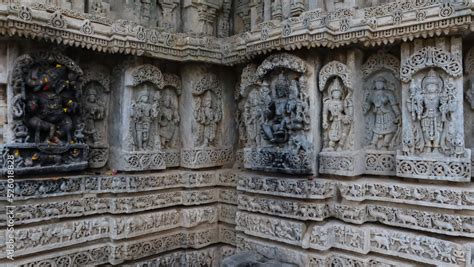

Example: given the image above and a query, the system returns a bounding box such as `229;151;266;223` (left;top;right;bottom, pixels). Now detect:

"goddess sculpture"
363;76;401;150
322;79;352;151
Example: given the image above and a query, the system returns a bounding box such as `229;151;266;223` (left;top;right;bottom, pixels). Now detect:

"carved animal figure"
372;233;390;249
368;207;388;221
432;217;454;232
396;212;418;225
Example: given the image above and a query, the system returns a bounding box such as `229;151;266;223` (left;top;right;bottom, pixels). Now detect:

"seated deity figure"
261;73;290;144
25;64;80;144
407;69;456;155
82;87;105;145
130;93;154;150
363;76;401;150
322;79;352;151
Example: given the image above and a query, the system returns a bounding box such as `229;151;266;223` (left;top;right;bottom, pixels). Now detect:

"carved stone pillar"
463;47;474;176
250;0;263;31
272;0;283;21
180;64;234;169
290;0;305;17
263;0;271;21
160;0;180;32
396;37;471;182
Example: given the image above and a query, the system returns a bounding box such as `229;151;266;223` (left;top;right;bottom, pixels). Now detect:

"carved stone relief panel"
464;46;474;174
239;53;314;174
319;60;363;176
80;64;110;168
2;52;88;175
361;52;401;175
110;64;181;171
181;67;233;169
397;39;471;182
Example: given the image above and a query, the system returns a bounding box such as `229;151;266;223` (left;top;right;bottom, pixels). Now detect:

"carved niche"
181;72;233;169
318;61;362;176
80;65;110;168
3;52;88;175
115;64;181;171
361;53;402;175
397;45;471;181
240;53;313;174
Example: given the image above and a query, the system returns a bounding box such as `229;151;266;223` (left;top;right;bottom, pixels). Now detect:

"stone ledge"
0;169;236;200
236;215;473;267
0;189;238;225
0;1;472;65
0;223;235;265
237;234;418;267
238;193;474;237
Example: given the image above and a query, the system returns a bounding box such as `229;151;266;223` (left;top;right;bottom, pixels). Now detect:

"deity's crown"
86;87;98;96
329;78;342;94
374;76;386;83
276;73;289;88
422;69;443;89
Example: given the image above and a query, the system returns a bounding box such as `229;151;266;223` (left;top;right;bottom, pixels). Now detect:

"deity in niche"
130;91;159;150
195;90;221;147
261;73;291;144
158;89;179;149
322;78;353;152
407;69;457;156
244;88;264;146
363;76;401;150
82;85;105;145
24;63;81;144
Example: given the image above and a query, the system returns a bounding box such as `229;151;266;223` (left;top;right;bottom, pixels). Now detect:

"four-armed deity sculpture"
406;69;456;156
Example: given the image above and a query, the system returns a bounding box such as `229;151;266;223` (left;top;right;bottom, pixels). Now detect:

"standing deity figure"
244;89;263;146
158;90;179;149
322;79;352;151
407;69;456;155
363;76;401;150
130;93;155;150
82;87;105;145
195;90;220;147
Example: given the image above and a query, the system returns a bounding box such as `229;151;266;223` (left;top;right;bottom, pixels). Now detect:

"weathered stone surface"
2;1;474;266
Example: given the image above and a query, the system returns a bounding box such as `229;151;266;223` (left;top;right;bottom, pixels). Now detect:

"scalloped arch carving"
319;61;352;91
255;53;307;81
362;53;400;79
400;47;462;83
130;64;164;89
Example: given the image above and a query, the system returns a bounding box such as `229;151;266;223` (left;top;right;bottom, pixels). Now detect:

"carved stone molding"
181;147;233;169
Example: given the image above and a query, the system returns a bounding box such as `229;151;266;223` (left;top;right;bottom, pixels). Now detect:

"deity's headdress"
422;69;443;92
329;78;342;95
275;73;289;91
374;76;387;84
85;87;98;96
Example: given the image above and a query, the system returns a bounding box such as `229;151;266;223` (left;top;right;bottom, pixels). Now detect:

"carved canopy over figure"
363;76;401;150
322;78;353;152
406;69;457;156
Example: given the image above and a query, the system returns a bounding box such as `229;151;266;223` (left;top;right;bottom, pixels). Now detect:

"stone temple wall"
0;0;474;266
